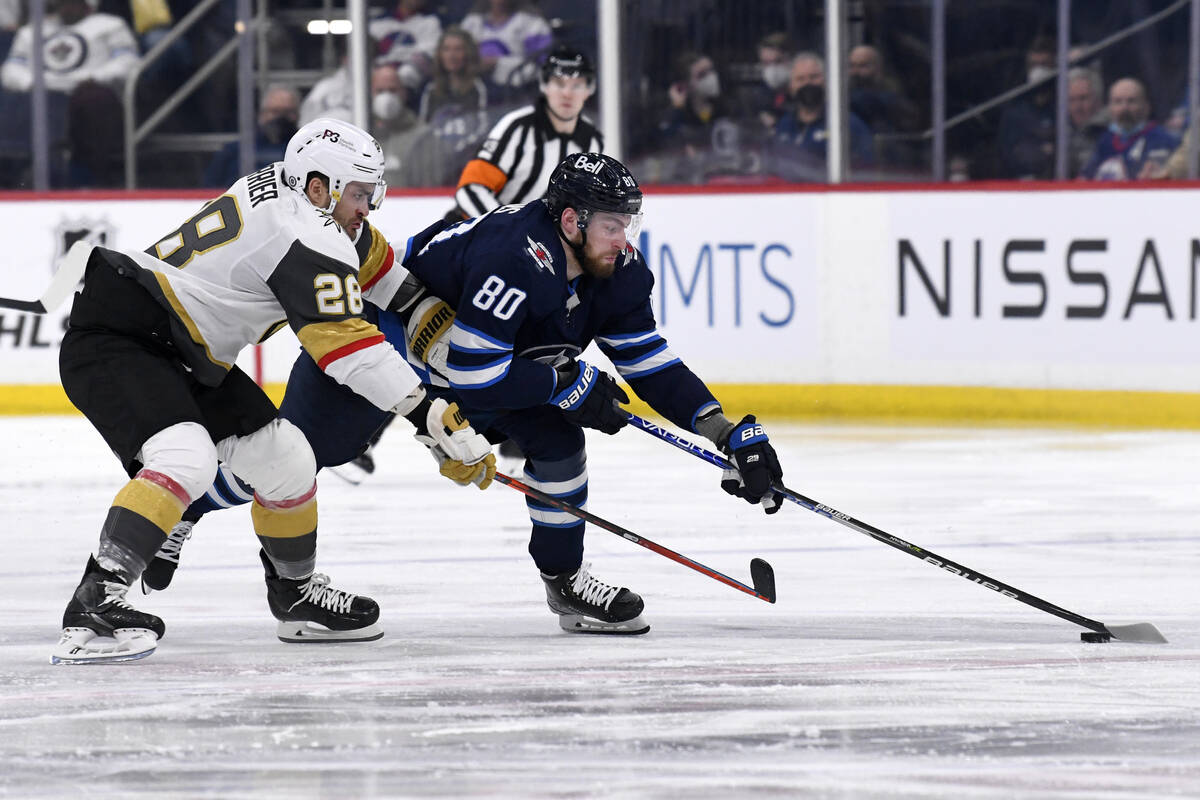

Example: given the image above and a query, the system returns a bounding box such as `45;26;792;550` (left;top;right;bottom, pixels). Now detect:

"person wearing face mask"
996;37;1059;180
769;52;874;182
739;33;793;132
203;85;300;189
658;52;732;155
369;64;433;188
1081;76;1179;181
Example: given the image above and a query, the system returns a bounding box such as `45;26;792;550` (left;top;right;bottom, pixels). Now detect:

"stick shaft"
0;241;92;313
493;471;773;602
624;413;1110;633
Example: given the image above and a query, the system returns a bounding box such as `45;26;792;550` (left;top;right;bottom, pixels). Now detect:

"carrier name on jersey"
246;164;279;208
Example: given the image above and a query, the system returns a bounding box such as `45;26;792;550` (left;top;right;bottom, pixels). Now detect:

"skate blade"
50;627;158;665
327;463;368;485
275;620;384;643
557;614;650;635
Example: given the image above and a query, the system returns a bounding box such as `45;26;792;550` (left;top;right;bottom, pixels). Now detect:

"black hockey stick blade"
1100;622;1168;644
0;241;92;314
0;297;47;313
750;558;776;603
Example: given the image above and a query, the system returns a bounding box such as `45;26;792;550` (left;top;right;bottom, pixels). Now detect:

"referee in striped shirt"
453;46;604;220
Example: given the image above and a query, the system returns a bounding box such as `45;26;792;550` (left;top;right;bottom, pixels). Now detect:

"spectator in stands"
370;0;441;91
0;0;20;60
420;26;487;126
848;43;919;170
1066;67;1107;178
202;85;299;188
742;32;793;131
848;44;917;135
370;63;431;187
2;0;138;97
459;0;551;96
659;51;734;153
1081;77;1179;181
995;36;1056;180
0;0;138;186
416;25;488;184
299;34;373;126
768;52;874;181
300;54;351;126
655;50;757;183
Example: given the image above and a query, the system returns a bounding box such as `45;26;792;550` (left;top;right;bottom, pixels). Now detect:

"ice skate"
260;550;383;643
541;562;649;635
51;555;165;665
141;517;195;593
328;448;376;485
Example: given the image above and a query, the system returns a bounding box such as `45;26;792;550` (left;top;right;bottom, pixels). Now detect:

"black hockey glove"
719;415;784;514
550;359;629;435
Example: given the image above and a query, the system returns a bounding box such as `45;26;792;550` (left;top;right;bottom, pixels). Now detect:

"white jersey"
460;9;551;87
299;66;352;126
119;162;418;411
1;12;138;94
370;12;442;68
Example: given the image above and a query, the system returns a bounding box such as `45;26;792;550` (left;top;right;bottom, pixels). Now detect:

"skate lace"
100;579;137;610
570;562;620;611
157;520;194;565
294;573;354;614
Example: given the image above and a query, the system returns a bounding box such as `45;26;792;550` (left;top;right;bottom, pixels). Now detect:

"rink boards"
3;182;1200;426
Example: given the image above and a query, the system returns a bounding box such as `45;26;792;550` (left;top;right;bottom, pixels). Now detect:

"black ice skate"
541;562;649;635
260;549;383;643
497;438;525;471
51;555;165;665
141;516;196;594
328;448;376;485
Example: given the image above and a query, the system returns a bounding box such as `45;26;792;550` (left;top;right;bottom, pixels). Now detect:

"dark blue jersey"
383;200;720;433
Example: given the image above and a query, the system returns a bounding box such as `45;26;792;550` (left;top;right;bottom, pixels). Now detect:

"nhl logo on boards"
53;218;113;277
525;236;555;274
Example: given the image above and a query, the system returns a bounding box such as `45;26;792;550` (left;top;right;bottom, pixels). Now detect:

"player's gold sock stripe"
251;497;317;539
112;477;185;535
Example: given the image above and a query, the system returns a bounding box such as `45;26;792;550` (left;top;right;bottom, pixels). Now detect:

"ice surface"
1;416;1198;799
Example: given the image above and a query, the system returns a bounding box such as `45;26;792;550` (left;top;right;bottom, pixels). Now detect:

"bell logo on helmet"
573;155;603;174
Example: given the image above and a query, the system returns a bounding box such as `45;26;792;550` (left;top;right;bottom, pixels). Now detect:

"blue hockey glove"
719;415;783;514
550;359;629;435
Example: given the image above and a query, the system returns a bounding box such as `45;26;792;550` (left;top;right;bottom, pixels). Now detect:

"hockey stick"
624;412;1167;644
493;470;776;603
0;241;92;313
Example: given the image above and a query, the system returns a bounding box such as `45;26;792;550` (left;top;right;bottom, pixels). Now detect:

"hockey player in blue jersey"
155;152;785;635
379;152;786;633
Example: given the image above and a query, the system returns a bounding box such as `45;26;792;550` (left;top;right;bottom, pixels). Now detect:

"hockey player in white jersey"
51;118;495;665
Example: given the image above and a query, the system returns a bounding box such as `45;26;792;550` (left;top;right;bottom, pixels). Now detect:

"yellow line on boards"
4;383;1200;430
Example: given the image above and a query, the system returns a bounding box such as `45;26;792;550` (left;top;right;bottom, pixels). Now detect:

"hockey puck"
1080;631;1111;643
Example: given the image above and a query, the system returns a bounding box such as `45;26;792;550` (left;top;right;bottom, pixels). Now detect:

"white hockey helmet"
282;117;387;212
